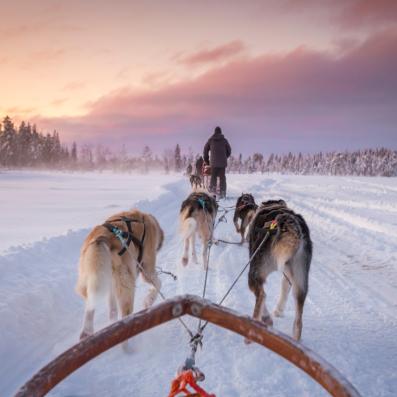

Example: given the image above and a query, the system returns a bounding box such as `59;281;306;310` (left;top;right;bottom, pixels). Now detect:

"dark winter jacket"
203;130;231;168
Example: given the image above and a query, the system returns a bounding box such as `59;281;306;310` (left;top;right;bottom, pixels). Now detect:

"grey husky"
247;199;312;340
233;193;258;243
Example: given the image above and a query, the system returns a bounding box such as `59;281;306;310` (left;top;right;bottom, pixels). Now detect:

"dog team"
76;181;312;344
75;126;311;343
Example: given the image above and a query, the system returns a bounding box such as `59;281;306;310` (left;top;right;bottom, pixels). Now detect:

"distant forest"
0;116;396;176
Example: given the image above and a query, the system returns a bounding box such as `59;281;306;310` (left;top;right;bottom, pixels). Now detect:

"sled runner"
15;295;361;397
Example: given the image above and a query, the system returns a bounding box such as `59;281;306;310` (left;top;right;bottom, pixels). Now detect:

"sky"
1;0;397;155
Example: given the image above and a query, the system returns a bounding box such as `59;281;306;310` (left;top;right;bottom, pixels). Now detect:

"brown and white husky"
76;209;163;345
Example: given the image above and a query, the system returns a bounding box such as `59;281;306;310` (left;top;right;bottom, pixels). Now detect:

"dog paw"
109;310;118;322
262;314;273;327
143;294;156;309
273;308;284;318
79;330;92;340
182;257;188;266
244;337;253;345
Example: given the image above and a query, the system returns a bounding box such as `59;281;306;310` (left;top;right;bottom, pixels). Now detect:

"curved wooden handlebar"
15;295;361;397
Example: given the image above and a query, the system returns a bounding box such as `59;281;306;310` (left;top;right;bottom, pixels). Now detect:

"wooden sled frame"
15;295;361;397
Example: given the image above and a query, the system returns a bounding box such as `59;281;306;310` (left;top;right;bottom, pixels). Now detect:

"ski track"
0;174;396;396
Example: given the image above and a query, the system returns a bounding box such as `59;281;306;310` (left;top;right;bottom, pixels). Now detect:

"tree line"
0;116;396;176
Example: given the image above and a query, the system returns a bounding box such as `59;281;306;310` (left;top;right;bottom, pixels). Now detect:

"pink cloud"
284;0;397;29
177;40;246;66
35;29;397;154
338;0;397;28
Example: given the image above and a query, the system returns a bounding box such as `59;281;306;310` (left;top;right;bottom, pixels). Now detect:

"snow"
0;170;180;254
0;171;396;396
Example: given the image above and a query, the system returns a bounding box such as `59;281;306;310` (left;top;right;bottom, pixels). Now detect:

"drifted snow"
0;171;396;396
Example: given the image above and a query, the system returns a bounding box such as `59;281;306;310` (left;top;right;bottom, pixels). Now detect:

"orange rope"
168;370;215;397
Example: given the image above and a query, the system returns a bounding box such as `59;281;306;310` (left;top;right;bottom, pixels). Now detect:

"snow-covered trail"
1;173;396;396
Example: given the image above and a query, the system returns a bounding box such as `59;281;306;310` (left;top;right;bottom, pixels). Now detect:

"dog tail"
157;226;164;251
153;216;164;252
75;237;112;302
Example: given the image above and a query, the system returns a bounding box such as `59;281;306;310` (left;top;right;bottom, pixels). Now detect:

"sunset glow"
2;0;397;153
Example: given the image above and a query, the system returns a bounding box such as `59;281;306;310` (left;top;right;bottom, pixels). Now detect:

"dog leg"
255;287;272;326
246;276;272;344
289;255;309;341
108;289;118;321
248;263;273;325
113;267;135;351
292;285;306;341
191;232;198;264
141;266;161;309
273;273;292;317
78;241;112;340
182;237;190;266
202;241;208;270
233;214;240;233
80;307;95;340
240;226;245;244
118;291;134;352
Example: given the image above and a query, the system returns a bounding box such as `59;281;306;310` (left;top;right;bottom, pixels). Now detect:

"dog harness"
264;219;278;231
197;197;206;209
102;216;146;261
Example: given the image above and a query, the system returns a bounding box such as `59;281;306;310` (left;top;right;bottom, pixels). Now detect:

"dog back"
249;200;312;264
180;191;217;220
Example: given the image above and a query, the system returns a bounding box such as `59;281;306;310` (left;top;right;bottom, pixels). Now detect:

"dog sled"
16;295;361;397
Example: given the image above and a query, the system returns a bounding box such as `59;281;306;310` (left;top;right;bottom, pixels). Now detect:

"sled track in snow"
1;174;396;396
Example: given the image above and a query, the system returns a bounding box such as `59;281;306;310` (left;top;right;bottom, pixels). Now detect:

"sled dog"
180;191;218;269
202;164;212;191
189;174;203;190
76;209;164;343
247;199;312;340
233;193;258;243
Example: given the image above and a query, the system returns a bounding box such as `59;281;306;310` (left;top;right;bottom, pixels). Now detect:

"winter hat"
214;126;222;134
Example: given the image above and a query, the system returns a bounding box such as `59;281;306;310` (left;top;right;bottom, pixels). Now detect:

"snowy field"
0;170;396;396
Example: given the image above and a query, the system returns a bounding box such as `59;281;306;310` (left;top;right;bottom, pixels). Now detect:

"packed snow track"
0;171;396;396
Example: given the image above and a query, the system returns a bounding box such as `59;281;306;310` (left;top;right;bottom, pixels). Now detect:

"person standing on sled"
203;126;231;198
